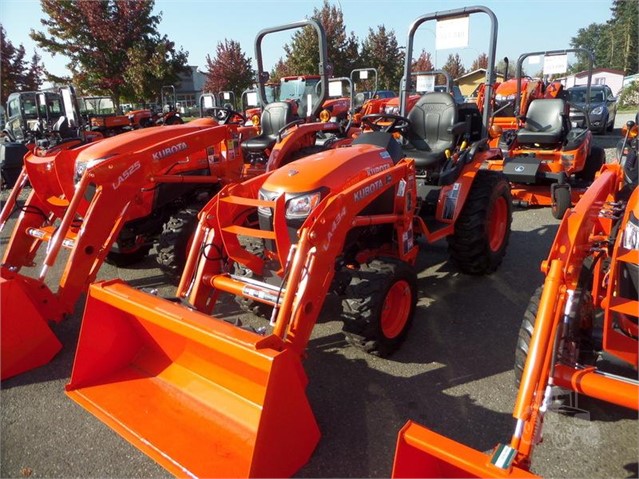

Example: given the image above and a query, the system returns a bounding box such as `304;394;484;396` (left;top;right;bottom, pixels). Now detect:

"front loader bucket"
1;273;63;380
392;421;537;478
66;279;320;478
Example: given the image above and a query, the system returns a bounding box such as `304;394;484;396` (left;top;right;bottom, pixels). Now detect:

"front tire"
551;186;571;219
447;170;512;275
341;258;417;357
156;207;200;282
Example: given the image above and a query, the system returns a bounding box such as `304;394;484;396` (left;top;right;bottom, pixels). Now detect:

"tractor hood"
74;119;218;164
261;143;395;196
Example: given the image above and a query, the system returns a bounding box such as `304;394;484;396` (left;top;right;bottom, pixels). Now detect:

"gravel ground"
1;113;637;478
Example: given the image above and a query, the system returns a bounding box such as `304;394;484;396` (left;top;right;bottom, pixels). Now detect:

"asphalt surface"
1;113;638;478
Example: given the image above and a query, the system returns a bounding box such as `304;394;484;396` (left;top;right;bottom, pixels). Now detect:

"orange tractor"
0;117;260;380
63;6;512;478
485;48;605;219
0;19;355;382
391;119;638;478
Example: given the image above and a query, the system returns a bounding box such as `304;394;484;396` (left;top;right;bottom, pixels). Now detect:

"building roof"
575;68;625;78
455;68;506;82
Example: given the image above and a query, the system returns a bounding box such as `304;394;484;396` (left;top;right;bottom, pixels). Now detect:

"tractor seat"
402;92;458;169
52;116;73;139
516;99;567;146
241;101;295;153
351;131;404;163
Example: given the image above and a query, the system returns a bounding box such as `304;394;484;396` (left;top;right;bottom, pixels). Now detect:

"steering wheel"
361;113;410;134
207;106;247;125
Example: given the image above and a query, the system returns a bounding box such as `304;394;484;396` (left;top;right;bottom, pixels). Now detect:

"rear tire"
447;170;512;275
342;258;417;357
156;207;201;283
514;286;540;384
576;145;605;183
551;186;571;219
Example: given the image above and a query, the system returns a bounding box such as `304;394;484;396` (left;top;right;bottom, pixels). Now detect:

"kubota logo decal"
365;164;390;176
112;160;141;190
152;142;188;161
354;179;384;202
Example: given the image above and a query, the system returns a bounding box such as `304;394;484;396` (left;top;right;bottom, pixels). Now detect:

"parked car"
567;84;617;134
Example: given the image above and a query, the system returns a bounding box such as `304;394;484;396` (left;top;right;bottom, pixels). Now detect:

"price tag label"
436;16;469;49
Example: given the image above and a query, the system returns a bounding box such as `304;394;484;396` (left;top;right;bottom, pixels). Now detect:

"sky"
1;0;614;80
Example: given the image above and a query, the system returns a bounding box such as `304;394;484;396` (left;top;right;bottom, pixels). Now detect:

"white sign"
543;54;568;75
528;55;541;65
246;91;258;107
329;81;344;97
436;16;469;49
222;92;231;100
202;95;215;108
416;75;435;92
360;70;369;80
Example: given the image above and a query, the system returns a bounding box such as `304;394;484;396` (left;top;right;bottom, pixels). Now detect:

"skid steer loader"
391;120;638;478
64;6;512;478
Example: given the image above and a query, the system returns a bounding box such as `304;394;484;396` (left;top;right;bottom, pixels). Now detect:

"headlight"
74;157;109;184
285;191;322;219
590;106;604;116
622;213;639;250
384;105;400;115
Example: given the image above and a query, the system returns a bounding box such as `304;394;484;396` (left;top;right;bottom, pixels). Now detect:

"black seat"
52;116;73;138
351;131;404;163
241;102;295;153
402;92;458;169
516;99;567;146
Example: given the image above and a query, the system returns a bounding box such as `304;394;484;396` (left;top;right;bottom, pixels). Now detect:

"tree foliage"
30;0;188;104
471;53;489;71
204;39;255;100
442;53;466;80
571;0;638;75
360;25;404;91
411;49;434;73
1;25;45;104
283;0;359;77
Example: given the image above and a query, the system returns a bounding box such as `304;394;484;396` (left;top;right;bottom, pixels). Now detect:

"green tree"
203;39;255;100
285;0;359;77
442;53;466;80
31;0;188;105
570;0;637;75
411;49;434;72
360;25;404;91
270;58;293;83
1;25;45;104
471;53;489;71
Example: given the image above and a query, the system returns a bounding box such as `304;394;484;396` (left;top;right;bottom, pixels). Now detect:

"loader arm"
1;124;242;380
64;157;420;478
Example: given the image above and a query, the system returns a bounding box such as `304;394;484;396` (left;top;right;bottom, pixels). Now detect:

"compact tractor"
0;19;354;382
485;49;606;219
391;119;638;478
63;6;512;478
0;117;258;380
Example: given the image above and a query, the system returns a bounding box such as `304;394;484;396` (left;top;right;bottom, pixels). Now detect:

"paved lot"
1;114;637;478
